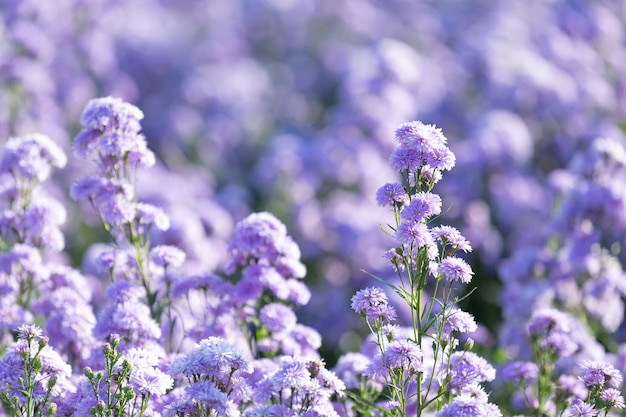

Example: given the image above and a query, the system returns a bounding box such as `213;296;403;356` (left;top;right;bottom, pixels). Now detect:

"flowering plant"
0;97;625;417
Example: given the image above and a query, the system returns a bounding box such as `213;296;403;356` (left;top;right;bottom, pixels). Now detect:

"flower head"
579;360;623;389
437;257;473;284
375;182;408;208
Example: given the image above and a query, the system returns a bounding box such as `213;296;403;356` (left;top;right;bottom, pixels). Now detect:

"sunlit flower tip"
579;360;623;389
375;182;408;207
17;324;43;340
601;388;625;409
569;399;598;417
150;245;186;268
394;121;447;149
80;96;144;133
437;257;473;284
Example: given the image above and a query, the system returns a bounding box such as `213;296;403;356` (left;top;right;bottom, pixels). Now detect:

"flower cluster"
337;121;499;416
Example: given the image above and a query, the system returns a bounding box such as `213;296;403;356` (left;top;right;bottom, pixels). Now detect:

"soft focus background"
2;0;626;363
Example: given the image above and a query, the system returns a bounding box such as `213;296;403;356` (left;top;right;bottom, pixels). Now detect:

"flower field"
1;1;626;416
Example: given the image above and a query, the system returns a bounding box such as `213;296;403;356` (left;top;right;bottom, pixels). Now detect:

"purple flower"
569;399;598;417
169;337;252;383
124;348;173;396
436;393;502;417
440;308;477;340
540;331;577;357
184;380;239;416
499;361;539;383
351;287;388;315
395;221;434;248
79;96;144;134
437;257;473;284
150;245;186;268
136;202;170;232
280;324;322;358
389;147;422;172
375;182;408;207
0;133;67;182
94;282;161;343
394;121;447;150
383;339;422;373
426;145;456;171
446;351;496;392
332;352;371;390
260;303;297;334
601;388;625;409
401;192;442;223
0;333;74;402
270;357;312;391
579;360;623;389
431;225;472;252
527;308;571;337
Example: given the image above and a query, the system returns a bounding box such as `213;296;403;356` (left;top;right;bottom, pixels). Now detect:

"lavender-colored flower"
579;360;623;389
540;331;578;357
527;308;572;337
260;303;297;334
270;357;312;391
446;351;496;392
170;336;252;383
436;392;502;417
440;308;477;340
401;192;442;223
389;147;423;172
375;182;408;207
94;282;161;343
280;324;322;358
383;339;422;373
332;352;371;390
499;361;539;383
351;287;388;315
79;96;143;133
137;202;171;232
150;245;186;268
124;348;173;396
0;133;67;182
0;331;74;402
437;257;473;284
568;399;598;417
32;286;98;366
394;121;447;151
395;221;434;248
430;225;472;252
601;388;625;409
185;380;240;416
426;145;456;171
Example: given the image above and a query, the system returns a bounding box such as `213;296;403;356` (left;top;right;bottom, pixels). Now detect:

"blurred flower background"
2;0;626;362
